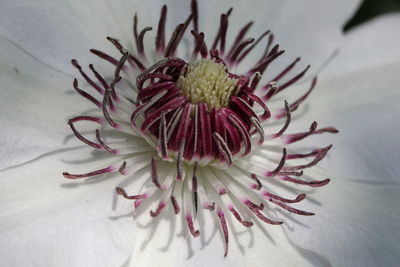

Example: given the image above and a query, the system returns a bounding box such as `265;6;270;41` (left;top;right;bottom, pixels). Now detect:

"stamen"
229;37;255;62
269;57;301;84
266;148;287;177
192;163;198;192
170;195;180;214
245;200;283;225
283;145;332;170
186;214;200;237
276;77;317;119
137;27;153;57
68;119;102;149
237;31;270;63
272;100;291;138
63;165;116;179
71;59;104;94
250;72;262;91
228;207;253;227
248;47;285;75
116;187;148;200
287;145;332;159
259;33;275;61
72;79;102;108
89;64;108;92
150;201;166;217
212;12;229;54
250;173;262;190
227;21;254;57
213;132;233;165
269;199;315;216
191;31;208;58
217;209;229;257
90;49;121;67
164;14;192;57
191;0;199;32
281;176;331;187
263;192;306;203
279;64;310;91
176;140;185;181
96;129;118;154
151;158;164;190
158;112;168;159
156;5;167;52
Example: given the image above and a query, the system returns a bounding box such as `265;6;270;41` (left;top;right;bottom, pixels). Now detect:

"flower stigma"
177;59;239;109
63;0;338;257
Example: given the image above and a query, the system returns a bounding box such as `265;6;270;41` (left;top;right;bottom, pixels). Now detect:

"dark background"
345;0;400;30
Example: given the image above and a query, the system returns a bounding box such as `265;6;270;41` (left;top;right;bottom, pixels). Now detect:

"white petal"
288;16;400;182
0;0;138;75
323;14;400;77
286;175;400;266
0;37;90;170
0;0;360;76
0;148;135;267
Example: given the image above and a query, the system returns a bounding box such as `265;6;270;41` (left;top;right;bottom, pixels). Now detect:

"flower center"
133;56;268;169
177;59;238;109
64;0;339;258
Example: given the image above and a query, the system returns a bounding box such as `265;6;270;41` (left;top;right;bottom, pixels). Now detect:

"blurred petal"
294;15;400;182
0;148;135;267
286;175;400;266
324;14;400;77
0;37;89;170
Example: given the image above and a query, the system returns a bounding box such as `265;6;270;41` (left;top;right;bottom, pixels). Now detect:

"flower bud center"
177;59;238;109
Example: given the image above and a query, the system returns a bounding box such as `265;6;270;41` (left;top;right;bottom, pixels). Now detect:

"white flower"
1;1;400;267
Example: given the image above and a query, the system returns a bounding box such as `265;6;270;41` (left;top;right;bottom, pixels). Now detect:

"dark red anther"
217;209;229;257
186;215;200;237
250;173;262;190
248;47;285;75
269;198;315;216
156;5;167;52
229;38;255;62
150;202;166;217
116;187;148;200
191;31;208;58
276;65;310;94
237;31;270;63
96;129;117;154
227;21;254;57
170;196;180;214
90;49;121;67
191;0;199;32
281;176;331;187
263;192;307;203
72;78;102;108
272;100;291;138
63;165;115;179
151;158;164;190
266;148;287;177
245;200;283;225
228;207;253;227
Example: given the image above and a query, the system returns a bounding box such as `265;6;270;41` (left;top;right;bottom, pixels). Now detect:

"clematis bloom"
0;0;400;267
